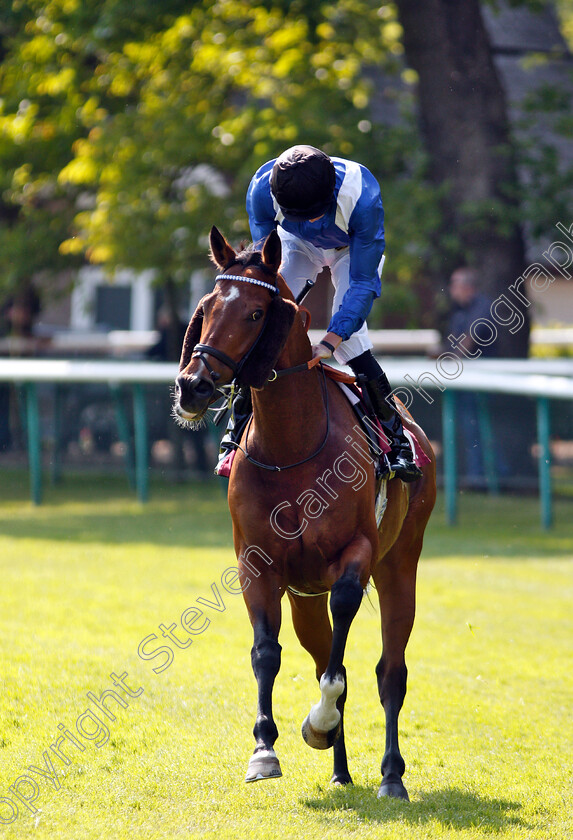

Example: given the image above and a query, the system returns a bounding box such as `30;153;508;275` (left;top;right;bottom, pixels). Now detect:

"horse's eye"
251;309;264;321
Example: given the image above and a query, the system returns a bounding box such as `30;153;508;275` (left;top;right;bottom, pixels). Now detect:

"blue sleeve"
328;167;385;340
246;161;277;245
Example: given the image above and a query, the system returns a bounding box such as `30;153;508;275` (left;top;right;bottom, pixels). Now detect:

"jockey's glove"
310;332;343;365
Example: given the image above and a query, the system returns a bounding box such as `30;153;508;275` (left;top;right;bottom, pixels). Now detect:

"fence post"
132;384;149;503
536;396;552;530
442;389;457;525
111;385;135;490
476;392;499;495
25;382;42;505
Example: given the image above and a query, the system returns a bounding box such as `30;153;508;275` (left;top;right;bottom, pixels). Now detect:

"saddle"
322;364;429;475
321;364;391;462
318;366;391;526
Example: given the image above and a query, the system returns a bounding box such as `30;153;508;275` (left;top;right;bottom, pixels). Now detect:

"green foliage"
57;0;431;285
0;0;441;313
554;0;573;48
1;0;571;324
516;78;573;241
0;0;193;299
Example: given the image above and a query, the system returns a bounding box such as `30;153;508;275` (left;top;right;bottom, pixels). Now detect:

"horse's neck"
250;315;325;460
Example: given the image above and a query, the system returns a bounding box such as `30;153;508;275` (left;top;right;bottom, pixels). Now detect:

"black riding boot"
215;386;252;474
349;352;423;483
364;373;423;483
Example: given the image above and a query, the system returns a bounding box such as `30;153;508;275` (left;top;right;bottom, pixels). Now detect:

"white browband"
215;274;278;294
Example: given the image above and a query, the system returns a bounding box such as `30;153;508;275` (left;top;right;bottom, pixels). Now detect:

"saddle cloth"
328;371;430;471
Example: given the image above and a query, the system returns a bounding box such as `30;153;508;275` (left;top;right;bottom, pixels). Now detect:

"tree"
395;0;530;357
1;0;570;345
58;1;440;319
0;0;442;327
0;0;197;307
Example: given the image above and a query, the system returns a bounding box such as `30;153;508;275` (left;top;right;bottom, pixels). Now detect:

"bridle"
190;270;330;472
192;341;238;382
191;272;279;385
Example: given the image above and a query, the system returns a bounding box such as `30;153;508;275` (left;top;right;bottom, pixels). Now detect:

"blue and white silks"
246;157;385;344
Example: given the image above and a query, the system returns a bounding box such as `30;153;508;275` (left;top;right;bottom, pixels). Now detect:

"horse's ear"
239;296;296;390
209;226;236;269
261;229;282;275
179;305;204;371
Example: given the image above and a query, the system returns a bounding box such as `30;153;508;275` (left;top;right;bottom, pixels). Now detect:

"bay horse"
174;226;436;800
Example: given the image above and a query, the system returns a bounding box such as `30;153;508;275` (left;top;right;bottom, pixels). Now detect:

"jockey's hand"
309;332;343;367
311;343;332;363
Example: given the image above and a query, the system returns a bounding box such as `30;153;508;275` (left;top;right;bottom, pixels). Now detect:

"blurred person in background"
447;267;500;486
0;284;41;451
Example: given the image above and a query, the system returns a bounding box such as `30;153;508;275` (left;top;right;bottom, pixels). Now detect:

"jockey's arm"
246;163;277;245
325;171;385;344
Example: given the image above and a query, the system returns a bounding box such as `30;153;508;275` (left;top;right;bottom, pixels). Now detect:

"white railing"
0;357;571;529
1;325;571;359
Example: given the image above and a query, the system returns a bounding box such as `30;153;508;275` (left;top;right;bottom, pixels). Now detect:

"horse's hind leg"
288;591;352;785
372;534;424;802
244;587;283;783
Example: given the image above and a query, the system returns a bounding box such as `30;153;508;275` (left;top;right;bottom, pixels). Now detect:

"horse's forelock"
225;247;277;279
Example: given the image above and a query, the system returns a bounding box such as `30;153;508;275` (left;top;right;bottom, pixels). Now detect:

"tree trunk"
396;0;529;358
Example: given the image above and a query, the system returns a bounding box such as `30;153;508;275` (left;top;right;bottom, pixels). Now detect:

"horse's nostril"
176;373;215;408
193;377;215;399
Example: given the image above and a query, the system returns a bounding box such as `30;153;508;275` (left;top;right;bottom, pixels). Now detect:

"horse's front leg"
301;553;368;758
243;581;283;783
289;591;352;784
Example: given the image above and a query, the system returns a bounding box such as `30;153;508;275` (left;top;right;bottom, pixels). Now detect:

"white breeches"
277;229;373;365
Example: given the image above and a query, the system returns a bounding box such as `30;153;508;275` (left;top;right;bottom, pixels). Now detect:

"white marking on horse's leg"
309;673;345;732
301;673;345;749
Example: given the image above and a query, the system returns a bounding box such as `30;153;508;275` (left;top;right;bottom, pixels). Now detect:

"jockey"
217;144;422;482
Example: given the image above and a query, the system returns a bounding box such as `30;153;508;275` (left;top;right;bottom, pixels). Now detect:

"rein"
233;364;330;472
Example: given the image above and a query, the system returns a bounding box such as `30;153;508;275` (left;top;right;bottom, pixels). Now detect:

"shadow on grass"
303;784;526;832
420;493;573;559
1;469;572;556
0;472;233;547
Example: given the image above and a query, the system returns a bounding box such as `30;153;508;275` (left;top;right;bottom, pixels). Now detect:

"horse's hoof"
245;749;282;782
301;713;341;750
331;772;353;786
377;778;410;801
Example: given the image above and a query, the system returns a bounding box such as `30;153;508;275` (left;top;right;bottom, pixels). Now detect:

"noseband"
192;342;238;381
191;272;279;384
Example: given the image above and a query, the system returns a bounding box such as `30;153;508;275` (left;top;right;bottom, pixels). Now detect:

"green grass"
0;471;572;839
